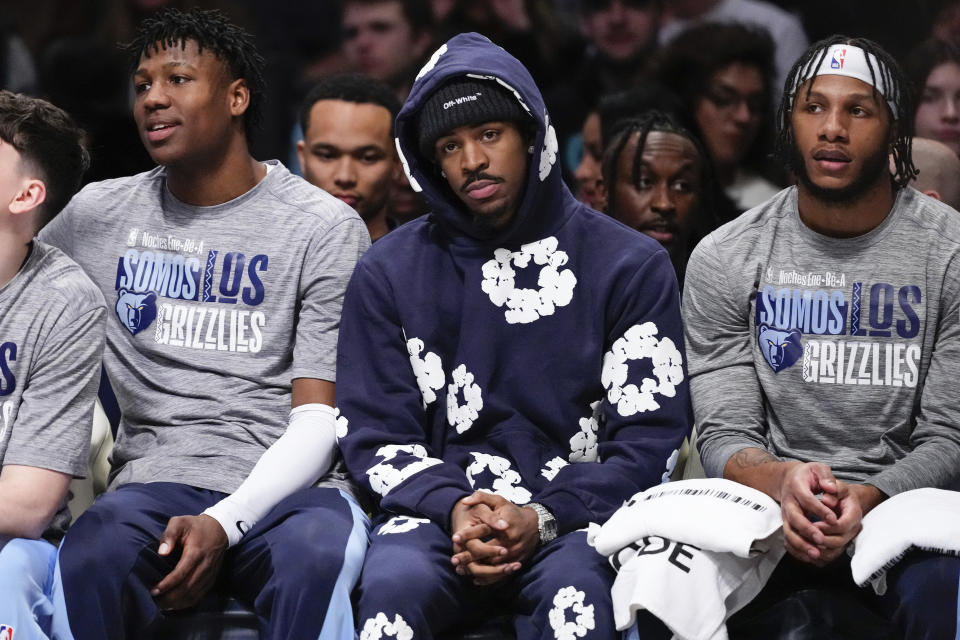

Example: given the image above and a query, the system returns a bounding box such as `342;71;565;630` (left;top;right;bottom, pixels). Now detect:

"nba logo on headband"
830;48;845;70
792;43;899;118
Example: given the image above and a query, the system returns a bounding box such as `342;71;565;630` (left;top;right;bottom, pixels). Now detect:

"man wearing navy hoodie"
337;33;691;639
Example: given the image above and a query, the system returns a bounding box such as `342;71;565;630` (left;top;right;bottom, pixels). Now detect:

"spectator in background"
298;74;402;242
602;111;717;284
386;160;431;225
573;109;606;211
342;0;434;101
433;0;582;97
904;38;960;157
652;23;782;216
341;0;434;225
932;0;960;48
909;137;960;211
0;19;37;95
659;0;807;93
547;0;663;168
571;83;692;213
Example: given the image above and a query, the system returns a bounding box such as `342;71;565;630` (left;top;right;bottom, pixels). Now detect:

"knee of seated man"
60;499;145;575
359;546;452;601
264;529;360;589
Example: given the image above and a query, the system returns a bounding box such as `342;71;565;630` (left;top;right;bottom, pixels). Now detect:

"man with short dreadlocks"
601;110;719;286
684;35;960;636
40;9;370;639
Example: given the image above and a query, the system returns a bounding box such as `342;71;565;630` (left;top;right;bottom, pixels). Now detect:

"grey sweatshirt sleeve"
868;253;960;495
682;235;769;478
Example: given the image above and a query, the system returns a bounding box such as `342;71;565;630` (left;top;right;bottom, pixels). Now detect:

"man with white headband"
683;35;960;636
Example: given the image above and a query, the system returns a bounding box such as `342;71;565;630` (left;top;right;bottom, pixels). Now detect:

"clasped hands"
778;462;883;567
449;491;541;585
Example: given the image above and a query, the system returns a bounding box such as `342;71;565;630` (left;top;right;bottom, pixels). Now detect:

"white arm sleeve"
203;403;338;547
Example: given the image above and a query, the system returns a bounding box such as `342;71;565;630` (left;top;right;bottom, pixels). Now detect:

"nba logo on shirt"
831;48;846;69
0;624;14;640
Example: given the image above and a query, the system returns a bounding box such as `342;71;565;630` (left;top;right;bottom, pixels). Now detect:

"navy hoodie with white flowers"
336;33;692;534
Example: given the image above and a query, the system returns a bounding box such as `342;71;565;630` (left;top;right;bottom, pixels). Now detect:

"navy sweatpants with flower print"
355;515;671;640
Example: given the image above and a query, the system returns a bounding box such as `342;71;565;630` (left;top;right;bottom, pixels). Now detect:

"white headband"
791;44;899;117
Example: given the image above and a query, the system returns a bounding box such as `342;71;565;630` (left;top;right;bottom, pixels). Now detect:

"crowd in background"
3;0;960;263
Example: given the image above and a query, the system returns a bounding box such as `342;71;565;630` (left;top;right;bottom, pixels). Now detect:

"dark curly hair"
0;90;88;223
650;22;776;174
123;8;266;138
903;38;960;110
776;35;916;189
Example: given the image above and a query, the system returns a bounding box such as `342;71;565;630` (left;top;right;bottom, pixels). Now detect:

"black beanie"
417;78;529;159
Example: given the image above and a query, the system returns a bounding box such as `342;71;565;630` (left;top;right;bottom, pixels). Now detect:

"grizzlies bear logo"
116;289;157;335
757;325;802;373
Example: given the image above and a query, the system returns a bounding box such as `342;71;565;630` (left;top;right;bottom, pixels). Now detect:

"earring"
441;170;447;178
527;145;535;154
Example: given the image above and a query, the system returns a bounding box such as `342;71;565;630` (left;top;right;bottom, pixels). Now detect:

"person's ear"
924;189;943;202
8;178;46;215
228;78;251;118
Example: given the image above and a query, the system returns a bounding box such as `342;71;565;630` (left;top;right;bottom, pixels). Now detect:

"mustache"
460;171;503;193
644;216;679;231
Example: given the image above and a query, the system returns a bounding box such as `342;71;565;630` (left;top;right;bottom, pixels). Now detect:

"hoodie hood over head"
395;32;566;246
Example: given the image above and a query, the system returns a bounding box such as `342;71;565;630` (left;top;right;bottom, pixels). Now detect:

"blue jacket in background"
336;33;693;534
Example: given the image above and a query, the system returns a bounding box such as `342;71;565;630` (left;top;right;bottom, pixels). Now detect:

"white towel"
592;478;782;558
850;487;960;594
590;478;785;640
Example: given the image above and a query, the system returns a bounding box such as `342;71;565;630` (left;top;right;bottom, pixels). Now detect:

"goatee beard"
790;141;891;206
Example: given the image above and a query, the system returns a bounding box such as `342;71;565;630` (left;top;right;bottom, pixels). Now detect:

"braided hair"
123;8;266;137
776;35;916;188
602;110;718;230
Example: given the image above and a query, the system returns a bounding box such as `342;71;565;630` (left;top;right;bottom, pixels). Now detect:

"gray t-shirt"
683;187;960;497
0;241;105;538
40;161;369;494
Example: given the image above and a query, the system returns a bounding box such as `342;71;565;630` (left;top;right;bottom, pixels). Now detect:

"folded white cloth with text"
589;478;785;640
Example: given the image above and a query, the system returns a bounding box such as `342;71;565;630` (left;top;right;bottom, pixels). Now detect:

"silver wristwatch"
527;502;557;545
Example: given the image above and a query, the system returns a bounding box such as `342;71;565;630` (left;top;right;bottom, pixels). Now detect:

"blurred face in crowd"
298;99;398;221
933;3;960;47
434;120;529;232
343;1;431;85
387;167;429;224
694;62;766;176
611;130;702;260
574;111;606;211
133;39;242;169
580;0;660;62
789;74;893;203
914;61;960;156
